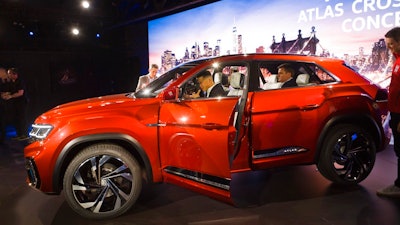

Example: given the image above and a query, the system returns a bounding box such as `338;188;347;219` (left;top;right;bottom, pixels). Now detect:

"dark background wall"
0;21;148;124
0;0;217;127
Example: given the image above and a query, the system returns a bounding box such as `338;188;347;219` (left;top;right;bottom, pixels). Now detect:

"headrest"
214;72;222;83
230;72;244;89
296;74;310;85
263;82;282;90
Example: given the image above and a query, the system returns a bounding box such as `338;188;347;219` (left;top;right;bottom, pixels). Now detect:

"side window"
306;64;336;83
259;61;304;90
181;64;248;99
257;61;336;91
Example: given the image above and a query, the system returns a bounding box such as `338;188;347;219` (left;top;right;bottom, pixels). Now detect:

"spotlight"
81;1;90;9
96;33;100;38
71;28;80;35
29;31;34;36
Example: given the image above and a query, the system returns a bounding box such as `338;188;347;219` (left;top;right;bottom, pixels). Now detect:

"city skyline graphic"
148;0;398;87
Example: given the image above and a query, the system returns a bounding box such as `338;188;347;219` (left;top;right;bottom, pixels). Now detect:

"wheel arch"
315;113;383;162
52;133;153;193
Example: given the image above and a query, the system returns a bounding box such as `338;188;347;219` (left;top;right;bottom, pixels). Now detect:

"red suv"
24;54;388;219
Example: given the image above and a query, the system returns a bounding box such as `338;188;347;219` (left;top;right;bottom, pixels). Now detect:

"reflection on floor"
3;125;17;139
0;138;399;225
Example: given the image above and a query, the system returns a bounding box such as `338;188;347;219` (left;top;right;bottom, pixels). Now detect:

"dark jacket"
7;78;27;104
281;78;298;88
208;83;227;97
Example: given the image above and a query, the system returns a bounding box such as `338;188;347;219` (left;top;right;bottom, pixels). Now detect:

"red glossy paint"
24;54;388;219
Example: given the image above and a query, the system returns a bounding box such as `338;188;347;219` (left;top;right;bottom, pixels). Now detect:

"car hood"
36;93;159;122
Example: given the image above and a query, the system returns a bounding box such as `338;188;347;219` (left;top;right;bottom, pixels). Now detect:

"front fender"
52;133;155;193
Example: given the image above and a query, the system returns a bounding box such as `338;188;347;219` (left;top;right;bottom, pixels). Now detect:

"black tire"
63;143;142;219
317;124;376;185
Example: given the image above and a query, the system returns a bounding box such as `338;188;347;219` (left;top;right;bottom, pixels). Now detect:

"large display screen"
148;0;399;87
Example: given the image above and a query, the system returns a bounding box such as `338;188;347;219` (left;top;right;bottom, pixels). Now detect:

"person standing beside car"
135;64;159;91
3;68;28;141
0;67;9;143
377;27;400;197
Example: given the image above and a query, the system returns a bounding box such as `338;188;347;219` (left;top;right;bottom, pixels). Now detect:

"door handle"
202;123;224;130
300;104;319;111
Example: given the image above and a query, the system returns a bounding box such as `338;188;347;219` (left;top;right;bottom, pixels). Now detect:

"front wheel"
63;143;142;219
317;124;376;185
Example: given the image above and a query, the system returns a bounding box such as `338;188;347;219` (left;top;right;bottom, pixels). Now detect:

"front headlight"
29;124;53;140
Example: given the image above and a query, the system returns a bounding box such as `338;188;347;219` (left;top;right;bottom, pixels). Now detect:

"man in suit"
277;63;298;88
188;70;226;98
135;64;159;91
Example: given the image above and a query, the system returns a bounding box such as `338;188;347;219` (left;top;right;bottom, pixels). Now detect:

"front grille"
25;158;40;188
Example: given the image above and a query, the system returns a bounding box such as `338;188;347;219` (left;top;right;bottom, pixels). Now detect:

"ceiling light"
81;1;90;9
71;28;80;35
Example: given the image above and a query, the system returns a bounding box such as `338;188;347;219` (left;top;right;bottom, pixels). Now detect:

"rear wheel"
63;143;142;219
317;124;376;185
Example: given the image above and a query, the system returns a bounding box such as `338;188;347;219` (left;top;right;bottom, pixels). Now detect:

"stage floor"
0;139;399;225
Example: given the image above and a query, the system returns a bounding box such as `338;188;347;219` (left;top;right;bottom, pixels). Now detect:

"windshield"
131;59;210;98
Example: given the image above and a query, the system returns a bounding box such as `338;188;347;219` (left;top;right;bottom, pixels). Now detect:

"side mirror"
162;86;179;101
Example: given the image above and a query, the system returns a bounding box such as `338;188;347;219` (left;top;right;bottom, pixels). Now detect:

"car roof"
208;53;344;63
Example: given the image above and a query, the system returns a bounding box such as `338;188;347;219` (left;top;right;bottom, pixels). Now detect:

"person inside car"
277;63;298;88
259;67;277;88
187;70;226;98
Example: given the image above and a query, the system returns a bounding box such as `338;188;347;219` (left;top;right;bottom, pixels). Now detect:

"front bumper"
25;158;40;189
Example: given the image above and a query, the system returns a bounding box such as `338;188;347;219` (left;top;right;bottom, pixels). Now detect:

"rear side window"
303;63;336;84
